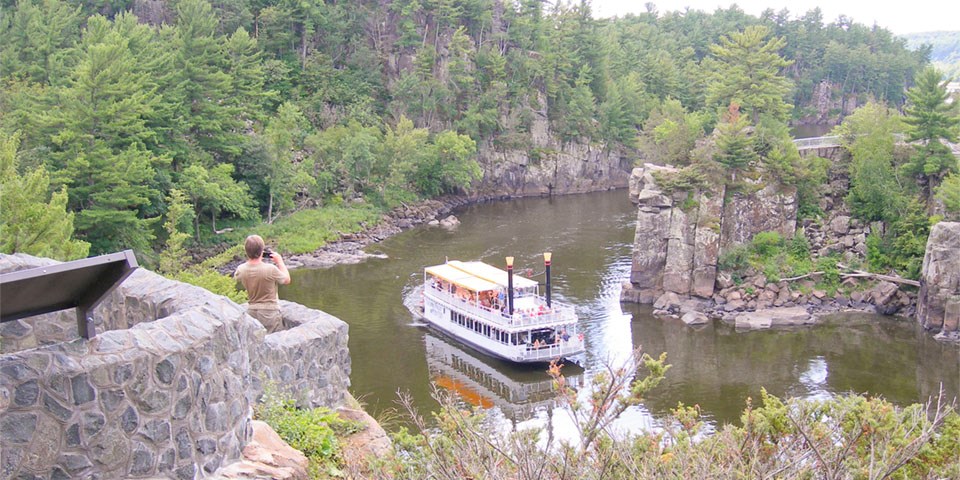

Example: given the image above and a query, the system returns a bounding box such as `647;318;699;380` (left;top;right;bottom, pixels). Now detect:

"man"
234;235;291;333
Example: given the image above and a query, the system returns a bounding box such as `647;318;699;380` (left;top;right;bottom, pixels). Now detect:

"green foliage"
903;67;960;188
263;102;314;223
706;25;793;123
837;102;907;224
650;166;710;195
0;0;935;263
179;163;257;239
386;350;958;479
863;199;933;280
936;173;960;217
174;268;247;304
162;243;247;302
158;189;191;276
637;98;708;166
259;203;382;254
0;0;82;84
0;131;90;260
714;106;758;181
717;243;750;273
413;131;480;197
256;387;361;478
718;230;821;285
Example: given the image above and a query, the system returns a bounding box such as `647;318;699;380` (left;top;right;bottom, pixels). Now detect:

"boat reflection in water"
424;331;584;422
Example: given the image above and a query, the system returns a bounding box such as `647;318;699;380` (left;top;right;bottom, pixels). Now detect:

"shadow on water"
282;190;960;430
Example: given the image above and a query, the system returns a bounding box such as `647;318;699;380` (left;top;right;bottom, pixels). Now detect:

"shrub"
750;231;784;258
380;353;958;479
256;388;362;478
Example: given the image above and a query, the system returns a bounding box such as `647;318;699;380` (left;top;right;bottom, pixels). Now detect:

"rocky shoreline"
218;192;566;274
630;276;948;336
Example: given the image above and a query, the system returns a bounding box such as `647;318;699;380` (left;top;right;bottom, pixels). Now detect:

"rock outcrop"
917;222;960;336
211;420;309;480
475;91;631;197
623;165;796;303
734;307;815;329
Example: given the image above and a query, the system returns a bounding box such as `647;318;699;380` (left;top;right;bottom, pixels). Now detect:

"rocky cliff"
796;80;861;126
917;222;960;337
474;91;631;197
622;165;797;303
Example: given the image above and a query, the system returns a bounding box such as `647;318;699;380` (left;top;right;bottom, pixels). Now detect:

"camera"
262;248;275;261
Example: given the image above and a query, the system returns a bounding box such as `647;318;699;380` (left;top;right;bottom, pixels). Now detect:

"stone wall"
0;254;351;479
917;222;960;335
250;301;351;408
623;166;796;303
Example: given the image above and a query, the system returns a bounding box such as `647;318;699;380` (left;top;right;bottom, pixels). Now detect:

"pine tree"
0;132;90;260
903;66;960;205
706;25;793;123
43;16;167;255
714;103;757;184
0;0;82;85
158;189;191;275
168;0;241;164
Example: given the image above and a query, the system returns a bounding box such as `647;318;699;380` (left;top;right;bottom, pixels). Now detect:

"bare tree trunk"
268;192;274;224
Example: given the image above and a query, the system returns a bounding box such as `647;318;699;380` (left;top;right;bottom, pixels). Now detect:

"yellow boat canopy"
447;260;539;290
425;264;501;292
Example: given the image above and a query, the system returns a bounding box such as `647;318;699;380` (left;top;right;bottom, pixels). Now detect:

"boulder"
870;281;899;306
734;307;815;330
337;407;392;478
439;215;460;227
653;292;682;312
681;311;710;325
208;421;308;480
723;299;746;312
830;215;851;235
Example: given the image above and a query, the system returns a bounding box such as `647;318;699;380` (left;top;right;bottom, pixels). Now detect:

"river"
282;189;959;430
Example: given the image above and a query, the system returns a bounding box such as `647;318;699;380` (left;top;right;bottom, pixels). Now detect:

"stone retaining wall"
0;254;352;478
250;301;351;409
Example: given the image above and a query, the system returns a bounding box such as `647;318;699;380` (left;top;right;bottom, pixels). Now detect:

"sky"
592;0;960;35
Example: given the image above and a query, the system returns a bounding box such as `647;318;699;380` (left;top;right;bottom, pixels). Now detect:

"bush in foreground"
374;349;958;480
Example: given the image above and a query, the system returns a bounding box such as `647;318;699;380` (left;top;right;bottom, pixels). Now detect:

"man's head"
244;235;265;260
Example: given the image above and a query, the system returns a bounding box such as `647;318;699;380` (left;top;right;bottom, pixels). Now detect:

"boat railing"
517;339;583;362
426;286;576;328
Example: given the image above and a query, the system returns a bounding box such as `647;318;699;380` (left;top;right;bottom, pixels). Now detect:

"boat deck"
424;283;576;330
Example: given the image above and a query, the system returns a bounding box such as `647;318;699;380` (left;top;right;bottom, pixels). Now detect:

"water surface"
283;190;959;429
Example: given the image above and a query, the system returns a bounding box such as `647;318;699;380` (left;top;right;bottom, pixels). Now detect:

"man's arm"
272;252;291;284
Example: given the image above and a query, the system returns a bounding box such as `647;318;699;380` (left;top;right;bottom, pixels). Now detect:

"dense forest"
0;0;953;270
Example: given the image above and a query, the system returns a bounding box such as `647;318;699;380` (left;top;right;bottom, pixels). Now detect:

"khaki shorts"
247;306;283;333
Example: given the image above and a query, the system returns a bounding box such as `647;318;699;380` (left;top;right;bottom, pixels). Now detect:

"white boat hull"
421;291;585;364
